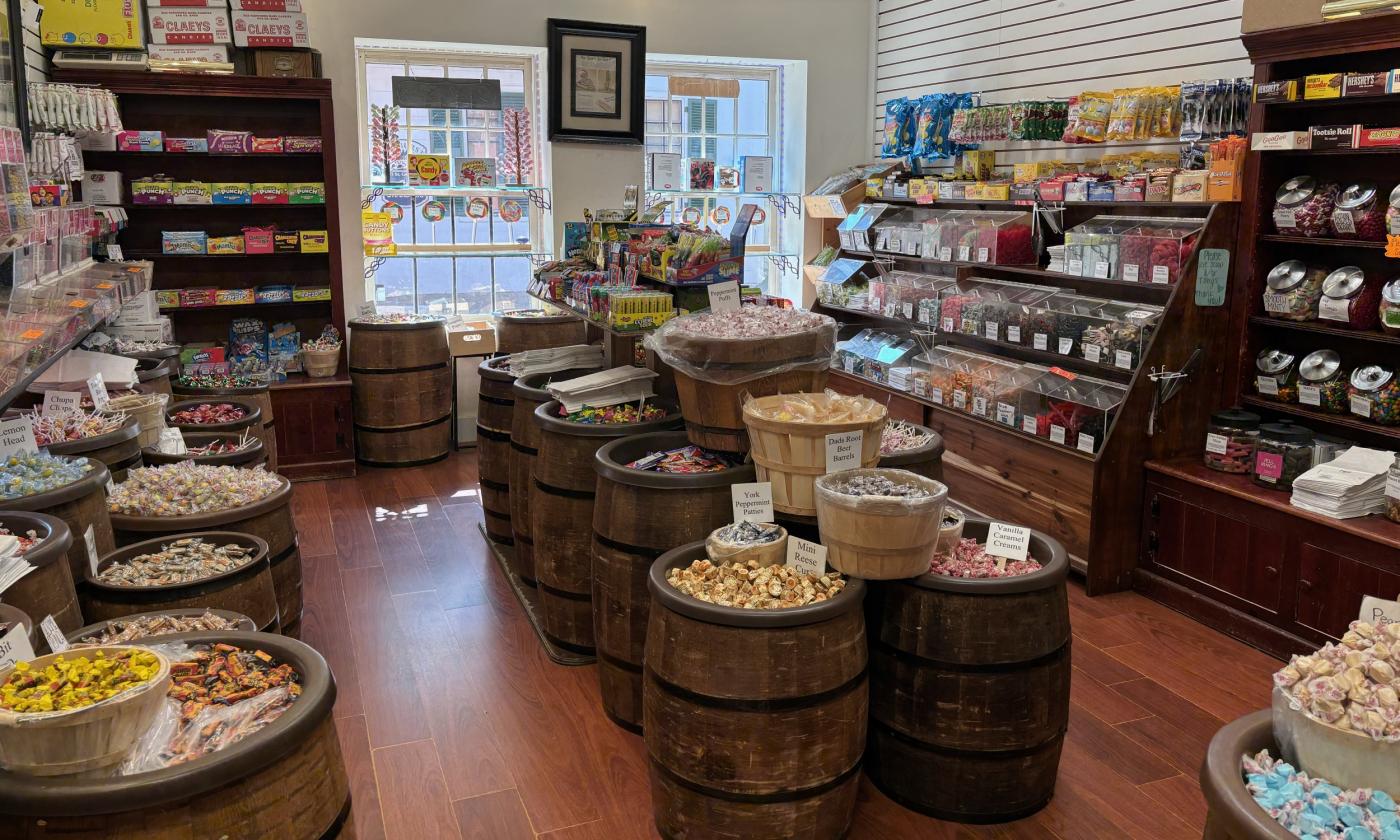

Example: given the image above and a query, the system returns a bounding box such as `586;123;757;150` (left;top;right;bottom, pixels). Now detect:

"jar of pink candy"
1317;266;1380;331
1203;408;1261;474
1330;182;1386;241
1272;176;1338;238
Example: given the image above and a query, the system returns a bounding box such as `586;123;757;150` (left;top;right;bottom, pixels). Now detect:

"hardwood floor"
293;451;1282;840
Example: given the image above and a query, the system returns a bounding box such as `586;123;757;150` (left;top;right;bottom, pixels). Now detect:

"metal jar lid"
1256;348;1296;375
1390;183;1400;211
1265;260;1312;293
1384;277;1400;305
1322;266;1366;300
1259;422;1314;444
1276;176;1317;207
1351;364;1395;393
1210;408;1261;430
1298;349;1342;383
1336;182;1378;210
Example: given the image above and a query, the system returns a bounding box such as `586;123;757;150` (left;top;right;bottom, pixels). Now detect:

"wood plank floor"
294;451;1282;840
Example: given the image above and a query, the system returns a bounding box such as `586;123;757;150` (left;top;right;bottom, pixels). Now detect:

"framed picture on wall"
547;18;644;145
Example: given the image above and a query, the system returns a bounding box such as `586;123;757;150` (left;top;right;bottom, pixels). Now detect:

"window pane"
715;137;736;169
738;79;769;134
715;96;735;134
447;66;483;79
375;257;414;312
495;197;531;245
645;74;668;99
366;62;400;109
416;256;453;314
493;257;532;311
454;257;493;314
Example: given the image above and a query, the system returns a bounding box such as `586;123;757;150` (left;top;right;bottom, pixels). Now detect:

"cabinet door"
272;385;353;466
1296;544;1400;641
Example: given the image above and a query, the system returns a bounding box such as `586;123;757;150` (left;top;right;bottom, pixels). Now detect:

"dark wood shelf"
127;250;329;260
82;150;322;158
1249;315;1400;346
120;203;327;211
270;371;350;390
1260;95;1400;110
876;196;1218;211
1240;395;1400;441
1269;146;1400;156
1257;234;1388;249
162;300;330;315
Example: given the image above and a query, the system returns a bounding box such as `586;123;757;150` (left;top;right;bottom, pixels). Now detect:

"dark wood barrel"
0;512;80;639
495;309;586;355
508;367;603;585
172;382;278;472
109;477;303;639
591;431;756;731
477;357;515;544
143;432;268;470
135;357;174;396
0;631;349;839
645;542;867;840
531;399;681;654
349;317;451;468
166;399;262;437
3;458;114;593
0;603;36;658
40;414;143;482
81;532;279;633
878;423;945;483
1200;711;1289;840
67;608;257;644
865;518;1070;824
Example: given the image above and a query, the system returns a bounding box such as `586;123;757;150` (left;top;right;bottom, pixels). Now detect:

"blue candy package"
880;98;916;158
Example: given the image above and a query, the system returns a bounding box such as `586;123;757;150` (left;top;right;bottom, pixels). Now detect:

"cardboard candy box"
147;8;233;44
231;11;310;48
174;182;214;205
133;178;175;205
288;182;325;205
243;227;276;253
212;183;252;205
165;137;209;153
252;183;290;205
41;0;144;48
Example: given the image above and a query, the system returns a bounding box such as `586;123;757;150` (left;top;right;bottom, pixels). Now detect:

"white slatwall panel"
871;0;1252;170
21;0;47;82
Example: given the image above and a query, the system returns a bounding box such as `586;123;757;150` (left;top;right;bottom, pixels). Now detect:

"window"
643;59;803;301
356;41;550;315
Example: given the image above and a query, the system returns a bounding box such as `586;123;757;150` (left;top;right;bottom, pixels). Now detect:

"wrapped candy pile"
627;445;735;474
0;526;39;555
747;390;884;424
930;538;1044;579
170;403;247;425
558;403;666;424
1;453;92;501
880;420;933;455
353;312;442;324
0;649;162;713
176;374;263;390
672;306;828;339
666;557;846;609
301;325;342;352
1242;749;1400;839
25;409;125;444
78;611;244;645
96;537;257;587
1274;620;1400;741
113;338;177;354
710;521;782;547
827;473;931;499
108;463;282;517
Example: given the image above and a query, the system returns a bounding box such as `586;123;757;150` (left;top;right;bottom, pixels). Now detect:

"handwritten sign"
357;301;377;318
0;416;38;459
42;390;82;416
825;430;863;473
1194;248;1229;307
107;243;125;261
986;522;1032;562
707;280;741;314
731;482;774;524
1360;595;1400;627
0;622;34;670
785;536;828;577
87;373;110;413
40;615;68;654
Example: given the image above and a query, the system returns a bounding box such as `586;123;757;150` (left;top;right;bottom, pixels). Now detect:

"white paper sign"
40;615;67;653
107;243;125;261
0;622;34;670
996;402;1016;426
986;522;1031;562
1085;344;1102;363
357;301;377;318
1360;595;1400;627
1263;293;1289;314
1257;376;1279;396
1022;416;1037;434
84;525;100;578
1331;210;1357;235
1115;350;1134;370
1093;261;1111;279
958;246;971;261
1007;326;1021;344
1123;264;1140;282
972;396;988;416
1299;385;1321;406
1205;433;1229;455
952;390;967;410
1058;337;1073;355
1033;333;1049;351
707;280;741;313
941;317;954;332
930;387;944;405
87;373;110;413
1067;258;1084;275
1050;424;1067;444
1319;296;1350;323
785;536;828;577
731;482;774;524
1152;265;1170;284
0;417;38;458
1351;395;1372;418
938;247;953;262
1077;433;1096;454
42;391;82;416
825;431;864;473
985;322;999;341
977;247;989;263
1273;208;1297;229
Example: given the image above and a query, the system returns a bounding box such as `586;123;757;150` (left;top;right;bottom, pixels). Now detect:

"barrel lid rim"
593;431;756;489
165;397;263;431
0;510;71;572
904;516;1070;594
1198;710;1293;840
109;475;292;531
532;398;682;438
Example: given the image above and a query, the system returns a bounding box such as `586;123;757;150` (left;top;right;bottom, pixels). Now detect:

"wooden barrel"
172;383;278;472
531;399;681;654
81;532;279;633
349;318;451;468
477;357;515;544
135;357;174;397
1200;711;1289;840
591;431;756;731
0;512;81;639
67;608;257;644
0;604;36;658
3;459;114;593
0;631;350;839
41;414;143;483
143;432;268;469
495;310;586;355
878;423;945;483
645;542;867;839
109;477;303;639
477;356;516;434
508;367;602;585
865;518;1070;824
165;398;262;436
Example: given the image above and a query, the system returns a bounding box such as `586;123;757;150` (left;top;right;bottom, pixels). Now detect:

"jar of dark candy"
1252;422;1314;492
1330;182;1386;241
1272;176;1338;238
1347;365;1400;426
1380;277;1400;336
1254;348;1298;403
1296;349;1349;415
1386;184;1400;237
1317;266;1379;331
1204;408;1261;474
1261;259;1326;322
1386;460;1400;524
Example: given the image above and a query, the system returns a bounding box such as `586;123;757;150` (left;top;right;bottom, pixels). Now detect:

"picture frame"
547;18;645;146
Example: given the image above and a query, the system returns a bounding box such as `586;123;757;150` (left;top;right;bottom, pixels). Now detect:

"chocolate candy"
77;611;243;645
666;557;846;609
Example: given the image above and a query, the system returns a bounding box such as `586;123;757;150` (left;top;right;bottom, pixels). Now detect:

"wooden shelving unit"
1134;15;1400;657
54;70;354;480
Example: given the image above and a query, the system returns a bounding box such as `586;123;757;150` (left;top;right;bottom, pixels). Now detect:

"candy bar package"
881;97;917;158
252;183;290;204
243;226;275;253
180;287;219;307
207;130;255;154
273;231;301;252
147;8;233;44
212;182;252;205
292;286;331;301
164;137;209;153
255;284;293;303
288;182;325;204
173;182;213;205
118;131;164;152
283;136;322;153
252;137;285;154
216;288;255;305
299;230;328;253
207;235;245;255
162;231;207;254
229;317;269;366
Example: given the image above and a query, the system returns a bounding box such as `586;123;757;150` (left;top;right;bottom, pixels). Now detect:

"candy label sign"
42;391;82;416
731;482;774;524
785;537;828;577
707;280;741;314
0;417;38;458
986;523;1031;562
1360;596;1400;627
87;373;110;413
825;431;863;473
0;623;34;670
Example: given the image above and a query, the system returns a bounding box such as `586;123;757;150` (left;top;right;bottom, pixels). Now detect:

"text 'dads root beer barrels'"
864;517;1071;824
476;356;515;545
644;542;867;840
349;315;451;468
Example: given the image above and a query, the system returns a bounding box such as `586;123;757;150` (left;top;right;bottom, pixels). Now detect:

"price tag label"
731;482;774;524
1077;433;1096;454
1093;261;1110;279
986;522;1031;562
1022;416;1037;434
785;536;828;577
1263;292;1289;314
941;317;954;332
1050;425;1067;444
825;430;864;473
1331;210;1356;235
1085;344;1102;363
1058;337;1073;355
885;302;897;318
827;196;847;216
972;396;988;416
985;322;999;341
0;622;34;670
42;390;82;416
939;247;953;262
977;247;989;263
1006;325;1021;344
913;379;928;397
1299;385;1321;406
0;416;38;459
106;243;125;261
1067;258;1084;275
84;525;100;578
1114;350;1133;370
1152;265;1170;284
1257;375;1279;396
1319;296;1350;322
1361;595;1400;627
1205;433;1230;455
952;390;967;410
958;246;971;262
930;387;944;405
902;302;913;319
19;328;43;341
87;373;110;413
917;307;930;325
996;402;1016;426
1033;333;1049;351
842;356;855;373
1123;264;1140;283
707;280;741;313
1273;208;1297;229
1351;395;1372;417
40;616;68;654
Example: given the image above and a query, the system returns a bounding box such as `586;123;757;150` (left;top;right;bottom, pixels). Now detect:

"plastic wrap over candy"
814;467;949;516
643;308;837;386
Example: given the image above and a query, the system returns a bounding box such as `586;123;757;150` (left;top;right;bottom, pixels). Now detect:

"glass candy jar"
1296;349;1349;414
1380;277;1400;336
1387;184;1400;237
1317;266;1380;331
1331;182;1386;241
1254;349;1299;403
1348;365;1400;426
1387;460;1400;524
1204;408;1261;474
1272;176;1338;238
1253;422;1314;492
1261;260;1326;322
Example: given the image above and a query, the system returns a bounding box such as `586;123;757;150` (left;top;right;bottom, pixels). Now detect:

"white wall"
299;0;877;313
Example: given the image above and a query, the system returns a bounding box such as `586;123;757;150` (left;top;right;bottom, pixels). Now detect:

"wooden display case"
53;70;353;480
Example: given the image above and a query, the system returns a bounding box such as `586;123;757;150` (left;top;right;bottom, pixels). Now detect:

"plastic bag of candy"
881;98;917;158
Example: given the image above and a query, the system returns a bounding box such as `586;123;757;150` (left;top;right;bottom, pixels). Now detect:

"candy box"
283;136;322;153
251;183;289;204
162;231;207;255
1304;73;1344;100
255;285;293;303
207;235;245;255
180;287;219;308
1251;131;1311;151
1253;80;1299;103
148;44;229;62
409;154;450;187
231;0;303;10
230;11;310;48
1309;124;1358;150
173;182;214;205
118;131;164;152
40;0;143;48
29;185;69;207
273;231;300;253
207;129;254;154
155;290;181;309
299;230;328;253
212;182;252;205
1171;170;1209;203
228;317;268;364
147;7;233;43
453;158;495;187
215;288;255;305
1342;71;1388;97
1355;127;1400;148
164;137;209;153
287;182;325;204
82;171;123;205
267;321;300;368
291;286;330;302
243;227;275;253
252;136;284;154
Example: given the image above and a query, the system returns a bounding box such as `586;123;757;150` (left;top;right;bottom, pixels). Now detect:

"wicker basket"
742;393;886;516
814;468;949;580
0;646;171;776
935;507;965;555
300;346;341;379
704;523;788;566
106;393;169;450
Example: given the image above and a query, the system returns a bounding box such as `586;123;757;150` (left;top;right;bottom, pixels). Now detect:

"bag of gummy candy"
881;98;915;158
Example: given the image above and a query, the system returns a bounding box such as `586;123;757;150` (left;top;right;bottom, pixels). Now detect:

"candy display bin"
835;329;917;384
0;320;57;371
1017;373;1068;438
0;341;31;390
1018;290;1075;352
937;281;986;334
967;355;1022;419
1064;216;1137;279
1080;303;1163;370
920;347;980;408
987;363;1050;428
8;305;81;348
967;209;1036;265
974;281;1058;344
1116;218;1203;284
1049;293;1112;357
1041;375;1126;453
874;208;949;257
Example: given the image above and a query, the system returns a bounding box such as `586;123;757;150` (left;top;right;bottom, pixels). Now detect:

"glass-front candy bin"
1116;218;1202;284
987;363;1050;428
967;355;1021;420
1049;293;1112;357
938;281;984;334
999;284;1063;346
1064;216;1138;279
971;280;1056;343
921;347;980;408
873;211;930;257
966;210;1036;266
1080;303;1163;370
1036;374;1127;453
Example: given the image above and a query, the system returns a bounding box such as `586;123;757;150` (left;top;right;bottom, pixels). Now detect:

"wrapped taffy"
745;389;884;424
1274;620;1400;741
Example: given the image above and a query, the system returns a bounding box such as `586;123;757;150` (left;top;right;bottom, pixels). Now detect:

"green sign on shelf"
1195;248;1229;308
